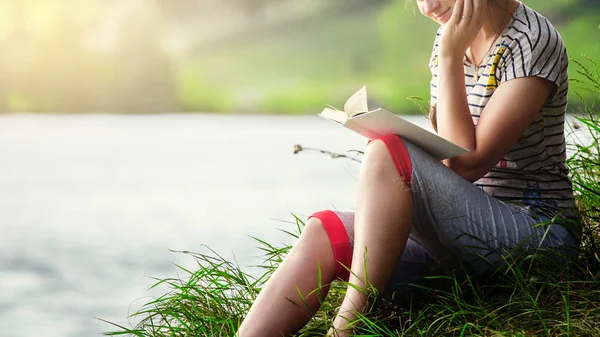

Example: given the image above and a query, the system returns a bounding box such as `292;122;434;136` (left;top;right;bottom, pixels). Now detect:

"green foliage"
3;0;599;113
177;63;234;112
186;10;381;113
567;56;600;251
374;0;437;110
6;92;32;112
99;247;253;336
185;0;600;114
259;84;338;114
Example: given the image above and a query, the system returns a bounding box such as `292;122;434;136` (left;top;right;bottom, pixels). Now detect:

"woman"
238;0;579;335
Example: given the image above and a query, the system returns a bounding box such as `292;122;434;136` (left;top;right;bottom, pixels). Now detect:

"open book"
319;86;468;160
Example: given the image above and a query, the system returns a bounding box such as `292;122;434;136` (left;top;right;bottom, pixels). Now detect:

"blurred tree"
154;0;206;20
224;0;390;18
224;0;281;17
0;1;30;112
113;0;176;113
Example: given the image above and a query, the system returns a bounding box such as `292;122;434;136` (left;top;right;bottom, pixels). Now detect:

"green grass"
102;58;600;336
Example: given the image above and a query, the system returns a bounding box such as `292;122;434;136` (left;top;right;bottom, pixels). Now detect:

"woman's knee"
307;211;353;281
365;135;413;186
364;138;394;168
301;217;328;239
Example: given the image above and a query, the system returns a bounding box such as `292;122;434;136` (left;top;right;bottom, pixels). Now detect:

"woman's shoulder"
504;3;566;55
500;3;569;82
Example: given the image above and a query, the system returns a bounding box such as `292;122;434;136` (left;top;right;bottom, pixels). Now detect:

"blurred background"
0;0;598;115
0;1;598;337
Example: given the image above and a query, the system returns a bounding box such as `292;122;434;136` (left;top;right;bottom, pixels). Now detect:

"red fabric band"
309;210;352;281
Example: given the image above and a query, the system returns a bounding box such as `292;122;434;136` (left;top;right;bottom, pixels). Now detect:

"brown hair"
429;104;438;133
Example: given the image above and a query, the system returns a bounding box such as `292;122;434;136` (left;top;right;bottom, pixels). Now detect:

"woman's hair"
429;104;438;133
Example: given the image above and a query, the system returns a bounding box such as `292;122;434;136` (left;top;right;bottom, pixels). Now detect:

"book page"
318;86;468;159
319;107;348;125
343;86;369;117
351;109;469;160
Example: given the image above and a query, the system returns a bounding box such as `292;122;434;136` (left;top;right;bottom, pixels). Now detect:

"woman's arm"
433;0;555;182
436;60;553;182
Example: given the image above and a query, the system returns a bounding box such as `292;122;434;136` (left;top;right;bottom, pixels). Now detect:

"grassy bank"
102;58;600;336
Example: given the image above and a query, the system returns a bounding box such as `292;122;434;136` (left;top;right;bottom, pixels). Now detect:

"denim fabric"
332;140;579;291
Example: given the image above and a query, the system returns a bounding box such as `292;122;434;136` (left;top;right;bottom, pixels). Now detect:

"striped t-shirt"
429;2;579;237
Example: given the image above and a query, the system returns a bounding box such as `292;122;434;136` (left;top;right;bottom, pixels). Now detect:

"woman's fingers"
463;0;473;20
472;0;483;23
448;0;464;25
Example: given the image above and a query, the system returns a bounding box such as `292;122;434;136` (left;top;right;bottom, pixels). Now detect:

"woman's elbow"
445;158;488;183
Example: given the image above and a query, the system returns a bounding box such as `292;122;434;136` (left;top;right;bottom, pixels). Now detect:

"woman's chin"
432;7;452;25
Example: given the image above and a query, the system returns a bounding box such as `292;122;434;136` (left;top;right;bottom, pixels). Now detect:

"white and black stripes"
428;2;576;224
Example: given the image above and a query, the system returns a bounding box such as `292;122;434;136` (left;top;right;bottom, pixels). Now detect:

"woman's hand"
439;0;487;60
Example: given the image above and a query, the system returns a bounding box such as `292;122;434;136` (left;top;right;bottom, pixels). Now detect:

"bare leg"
330;140;413;335
237;217;336;337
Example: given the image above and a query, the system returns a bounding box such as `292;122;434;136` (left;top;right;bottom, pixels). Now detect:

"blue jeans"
329;140;578;291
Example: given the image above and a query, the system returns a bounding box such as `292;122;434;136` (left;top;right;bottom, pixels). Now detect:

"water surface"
0;114;389;337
